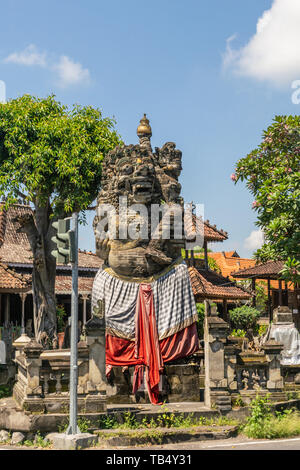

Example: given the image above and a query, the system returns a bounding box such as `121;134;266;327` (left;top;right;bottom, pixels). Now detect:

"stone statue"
91;115;199;404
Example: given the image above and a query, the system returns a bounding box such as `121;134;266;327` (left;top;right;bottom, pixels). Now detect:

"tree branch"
16;190;28;201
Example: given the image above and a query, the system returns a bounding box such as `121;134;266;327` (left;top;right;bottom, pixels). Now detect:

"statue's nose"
135;164;149;176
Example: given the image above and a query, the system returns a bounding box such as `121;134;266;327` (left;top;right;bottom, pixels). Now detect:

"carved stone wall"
12;326;106;414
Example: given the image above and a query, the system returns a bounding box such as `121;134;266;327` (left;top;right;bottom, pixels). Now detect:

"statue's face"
94;140;184;277
116;155;155;204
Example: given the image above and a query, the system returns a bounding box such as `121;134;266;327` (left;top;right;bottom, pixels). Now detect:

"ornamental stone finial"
137;114;152;149
137;113;152;138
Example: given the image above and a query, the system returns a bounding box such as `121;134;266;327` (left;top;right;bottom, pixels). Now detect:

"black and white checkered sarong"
91;261;198;341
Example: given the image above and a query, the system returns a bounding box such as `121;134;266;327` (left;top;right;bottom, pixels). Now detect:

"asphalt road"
113;436;300;451
2;436;300;451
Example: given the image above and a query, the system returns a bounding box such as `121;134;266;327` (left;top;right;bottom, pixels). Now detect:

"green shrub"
196;303;205;338
122;412;139;429
232;396;245;408
56;305;67;333
23;431;51;448
98;415;119;429
230;329;246;338
236;280;268;313
77;418;91;433
229;305;261;331
243;395;273;438
0;384;12;399
258;324;268;337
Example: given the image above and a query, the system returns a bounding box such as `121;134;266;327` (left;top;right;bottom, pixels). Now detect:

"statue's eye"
126;165;133;174
121;165;133;174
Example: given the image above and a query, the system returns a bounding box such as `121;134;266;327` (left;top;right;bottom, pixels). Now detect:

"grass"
285;391;300;401
95;412;238;447
57;417;91;433
22;431;51;448
96;410;238;430
243;409;300;439
242;395;300;439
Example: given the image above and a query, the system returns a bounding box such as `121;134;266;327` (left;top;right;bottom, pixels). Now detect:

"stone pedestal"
262;339;284;392
165;363;200;402
106;361;201;404
13;336;44;412
273;306;293;324
204;302;231;412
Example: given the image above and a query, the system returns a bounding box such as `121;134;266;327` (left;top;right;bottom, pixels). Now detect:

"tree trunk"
16;200;58;348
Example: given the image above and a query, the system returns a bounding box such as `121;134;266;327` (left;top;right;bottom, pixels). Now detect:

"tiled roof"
0;204;102;270
0;203;32;248
0;263;94;294
231;260;285;279
55;275;94;294
208;251;256;278
203;219;228;242
0;203;36;265
0;262;31;291
224;250;239;258
77;250;103;269
185;214;228;243
188;266;251;300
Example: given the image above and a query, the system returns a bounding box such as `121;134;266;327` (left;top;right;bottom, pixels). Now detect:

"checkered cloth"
91;260;198;341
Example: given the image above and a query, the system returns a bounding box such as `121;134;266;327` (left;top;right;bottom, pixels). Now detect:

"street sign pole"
66;212;80;435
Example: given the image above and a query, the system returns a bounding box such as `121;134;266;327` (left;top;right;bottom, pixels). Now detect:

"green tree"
0;95;121;346
229;305;261;331
181;247;222;273
232;116;300;266
236;279;268;313
279;257;300;285
196;302;217;338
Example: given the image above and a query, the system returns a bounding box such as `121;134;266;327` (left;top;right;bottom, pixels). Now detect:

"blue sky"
0;0;299;257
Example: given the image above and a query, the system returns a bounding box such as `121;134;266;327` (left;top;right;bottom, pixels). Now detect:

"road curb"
95;425;239;447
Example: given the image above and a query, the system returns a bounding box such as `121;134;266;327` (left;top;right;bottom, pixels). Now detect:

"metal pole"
67;212;80;435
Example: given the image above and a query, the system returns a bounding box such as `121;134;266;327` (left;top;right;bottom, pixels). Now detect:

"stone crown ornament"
137;113;152;137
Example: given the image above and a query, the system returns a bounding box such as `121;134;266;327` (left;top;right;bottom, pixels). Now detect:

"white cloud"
223;0;300;86
3;45;90;88
244;229;264;251
0;81;6;103
4;44;47;67
54;55;90;87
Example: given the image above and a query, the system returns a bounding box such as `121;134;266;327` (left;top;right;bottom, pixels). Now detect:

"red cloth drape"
106;322;199;366
133;284;163;404
105;283;200;404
